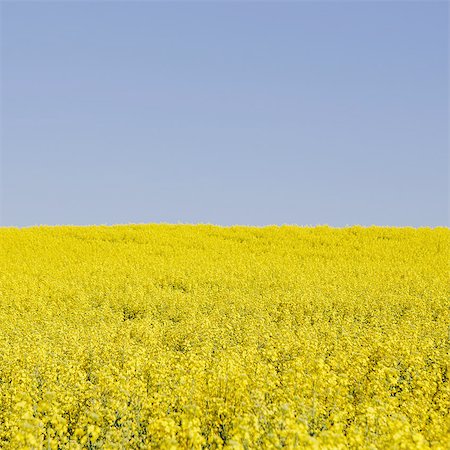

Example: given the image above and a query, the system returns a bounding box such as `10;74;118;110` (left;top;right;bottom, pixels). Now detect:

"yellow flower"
0;224;448;448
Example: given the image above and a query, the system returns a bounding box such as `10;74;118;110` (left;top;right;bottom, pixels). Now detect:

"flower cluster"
0;224;448;449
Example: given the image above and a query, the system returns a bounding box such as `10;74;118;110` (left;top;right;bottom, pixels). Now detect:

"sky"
1;1;448;228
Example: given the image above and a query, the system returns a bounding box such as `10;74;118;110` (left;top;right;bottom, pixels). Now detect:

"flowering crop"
0;224;448;449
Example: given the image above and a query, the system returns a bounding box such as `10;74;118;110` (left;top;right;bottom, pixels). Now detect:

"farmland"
0;224;449;449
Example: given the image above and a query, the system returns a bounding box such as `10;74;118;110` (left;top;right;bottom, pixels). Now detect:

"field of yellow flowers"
0;224;449;449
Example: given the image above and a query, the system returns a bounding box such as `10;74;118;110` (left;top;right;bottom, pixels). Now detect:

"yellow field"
0;225;449;449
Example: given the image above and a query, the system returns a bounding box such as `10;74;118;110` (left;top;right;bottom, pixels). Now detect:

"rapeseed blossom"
0;224;448;448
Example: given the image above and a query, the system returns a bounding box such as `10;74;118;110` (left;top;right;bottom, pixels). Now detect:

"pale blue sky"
1;1;448;227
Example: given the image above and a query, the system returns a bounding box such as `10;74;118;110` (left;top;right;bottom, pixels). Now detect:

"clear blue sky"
1;1;448;227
